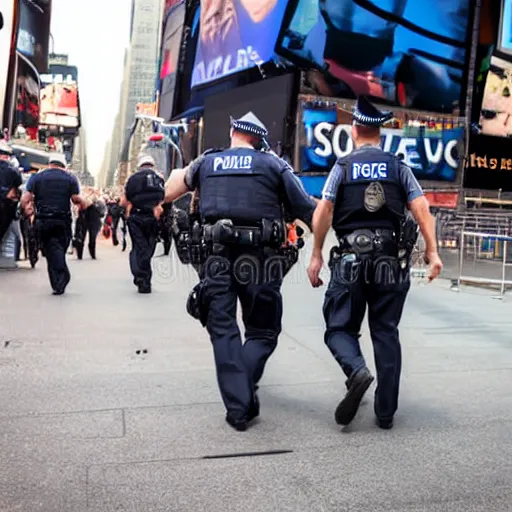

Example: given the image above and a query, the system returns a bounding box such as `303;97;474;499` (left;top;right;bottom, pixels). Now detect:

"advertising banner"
137;103;157;116
158;0;186;121
477;55;512;138
0;2;15;122
40;82;79;129
464;133;512;191
276;0;472;114
300;105;463;182
16;0;52;73
191;0;288;88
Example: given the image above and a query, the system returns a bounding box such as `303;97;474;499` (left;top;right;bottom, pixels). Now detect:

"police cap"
48;152;67;167
353;96;393;127
230;112;268;138
137;154;155;167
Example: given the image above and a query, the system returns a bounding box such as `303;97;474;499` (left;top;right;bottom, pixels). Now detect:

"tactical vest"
34;168;74;217
130;168;165;210
198;148;284;225
332;147;406;236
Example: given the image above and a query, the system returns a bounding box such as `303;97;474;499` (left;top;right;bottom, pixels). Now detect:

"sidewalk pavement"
0;236;511;511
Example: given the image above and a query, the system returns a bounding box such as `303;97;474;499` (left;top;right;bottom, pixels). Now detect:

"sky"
50;0;133;176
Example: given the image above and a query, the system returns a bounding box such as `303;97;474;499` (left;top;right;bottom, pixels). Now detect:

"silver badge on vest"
364;182;386;212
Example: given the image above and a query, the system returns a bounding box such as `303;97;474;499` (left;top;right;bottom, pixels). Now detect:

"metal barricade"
457;230;512;299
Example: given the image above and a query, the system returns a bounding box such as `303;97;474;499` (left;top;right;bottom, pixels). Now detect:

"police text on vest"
214;155;253;172
352;162;388;180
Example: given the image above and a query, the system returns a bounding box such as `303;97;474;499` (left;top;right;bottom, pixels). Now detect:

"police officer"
164;112;316;431
307;97;443;430
0;141;22;244
21;153;86;294
121;154;165;294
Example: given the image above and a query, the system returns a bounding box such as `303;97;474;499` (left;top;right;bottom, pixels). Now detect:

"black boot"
335;367;374;426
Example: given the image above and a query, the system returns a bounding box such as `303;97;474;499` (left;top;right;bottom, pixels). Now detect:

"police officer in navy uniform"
0;141;22;244
21;153;86;295
122;154;165;294
307;97;443;430
164;112;316;431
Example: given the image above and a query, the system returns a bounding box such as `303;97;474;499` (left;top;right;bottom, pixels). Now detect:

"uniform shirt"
322;146;424;204
0;160;22;195
184;149;316;226
125;167;165;210
26;167;79;216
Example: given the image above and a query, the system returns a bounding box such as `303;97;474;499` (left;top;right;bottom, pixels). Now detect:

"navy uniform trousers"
36;218;72;293
323;251;410;421
201;251;283;419
127;212;158;287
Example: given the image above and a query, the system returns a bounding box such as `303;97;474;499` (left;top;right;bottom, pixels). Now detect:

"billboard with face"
158;0;186;121
191;0;288;88
276;0;473;114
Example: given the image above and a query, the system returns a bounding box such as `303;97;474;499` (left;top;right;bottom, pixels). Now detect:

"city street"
1;237;512;512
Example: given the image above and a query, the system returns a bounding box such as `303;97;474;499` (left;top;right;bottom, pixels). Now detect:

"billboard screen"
300;101;463;182
498;0;512;55
191;0;289;88
276;0;472;114
16;0;52;73
158;0;186;121
40;71;80;129
477;55;512;138
0;2;15;121
203;73;296;152
465;132;512;191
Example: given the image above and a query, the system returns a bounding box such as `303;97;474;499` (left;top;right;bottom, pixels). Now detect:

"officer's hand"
307;253;324;287
424;250;443;282
153;204;164;220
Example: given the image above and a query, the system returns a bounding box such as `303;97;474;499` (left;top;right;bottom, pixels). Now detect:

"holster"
339;229;398;257
186;281;208;327
398;218;419;267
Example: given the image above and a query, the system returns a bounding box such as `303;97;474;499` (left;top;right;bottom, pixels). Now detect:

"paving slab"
0;237;511;512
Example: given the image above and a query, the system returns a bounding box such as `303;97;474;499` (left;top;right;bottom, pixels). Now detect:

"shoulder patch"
352;162;388;180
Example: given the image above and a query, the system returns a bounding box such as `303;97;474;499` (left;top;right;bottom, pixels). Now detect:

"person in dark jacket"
122;155;165;293
0;141;22;244
21;153;86;294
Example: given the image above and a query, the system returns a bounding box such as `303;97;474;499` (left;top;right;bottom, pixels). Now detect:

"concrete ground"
1;235;512;512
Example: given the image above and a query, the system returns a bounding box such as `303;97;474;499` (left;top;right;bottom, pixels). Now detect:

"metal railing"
456;230;512;299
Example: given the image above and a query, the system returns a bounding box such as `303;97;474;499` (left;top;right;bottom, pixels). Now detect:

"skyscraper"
111;0;164;185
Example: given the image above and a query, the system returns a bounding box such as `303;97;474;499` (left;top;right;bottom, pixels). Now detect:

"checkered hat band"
232;120;268;137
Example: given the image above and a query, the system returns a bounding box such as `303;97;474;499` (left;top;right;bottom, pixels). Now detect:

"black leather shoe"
138;284;151;294
376;417;394;430
225;414;248;432
248;392;260;422
335;367;374;426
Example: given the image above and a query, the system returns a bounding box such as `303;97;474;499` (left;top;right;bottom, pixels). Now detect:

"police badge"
364;182;386;212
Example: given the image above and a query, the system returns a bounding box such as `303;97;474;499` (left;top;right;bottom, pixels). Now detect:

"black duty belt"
36;212;70;221
339;229;397;255
202;219;285;247
132;207;154;215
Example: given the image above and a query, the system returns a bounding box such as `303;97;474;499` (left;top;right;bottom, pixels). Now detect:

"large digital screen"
16;0;52;73
191;0;289;88
203;73;296;152
300;101;463;182
276;0;472;114
465;132;512;191
499;0;512;54
158;0;186;121
40;82;79;129
478;56;512;138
